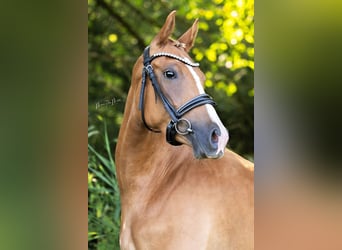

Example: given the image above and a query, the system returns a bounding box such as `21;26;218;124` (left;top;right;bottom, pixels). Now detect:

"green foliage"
89;0;254;249
88;124;120;250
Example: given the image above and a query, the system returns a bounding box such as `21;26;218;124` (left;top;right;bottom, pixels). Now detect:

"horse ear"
178;19;199;52
151;10;176;47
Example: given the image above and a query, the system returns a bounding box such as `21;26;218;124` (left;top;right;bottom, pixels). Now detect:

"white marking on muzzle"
186;65;229;154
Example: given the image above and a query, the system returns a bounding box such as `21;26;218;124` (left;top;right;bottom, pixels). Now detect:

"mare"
115;11;254;250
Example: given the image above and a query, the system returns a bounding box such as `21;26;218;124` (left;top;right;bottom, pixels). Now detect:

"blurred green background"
88;0;254;249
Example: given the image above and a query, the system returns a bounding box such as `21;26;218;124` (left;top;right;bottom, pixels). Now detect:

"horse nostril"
211;129;219;144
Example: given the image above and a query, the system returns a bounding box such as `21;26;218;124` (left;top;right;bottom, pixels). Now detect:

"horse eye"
164;70;177;79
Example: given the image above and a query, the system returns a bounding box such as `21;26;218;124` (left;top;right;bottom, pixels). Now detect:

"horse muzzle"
181;121;229;159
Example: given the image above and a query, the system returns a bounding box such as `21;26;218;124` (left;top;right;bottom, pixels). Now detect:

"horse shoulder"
207;149;254;249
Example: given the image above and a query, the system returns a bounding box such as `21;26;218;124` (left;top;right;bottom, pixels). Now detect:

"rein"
139;46;216;146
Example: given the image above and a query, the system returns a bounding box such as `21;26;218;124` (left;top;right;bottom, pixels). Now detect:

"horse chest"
128;198;218;250
121;180;250;250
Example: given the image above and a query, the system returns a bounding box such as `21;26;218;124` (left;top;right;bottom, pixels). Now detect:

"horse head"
132;10;229;159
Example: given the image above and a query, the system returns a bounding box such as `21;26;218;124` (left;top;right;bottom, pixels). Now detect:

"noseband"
139;46;216;146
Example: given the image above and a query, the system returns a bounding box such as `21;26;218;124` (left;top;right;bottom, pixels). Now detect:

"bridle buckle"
144;64;153;74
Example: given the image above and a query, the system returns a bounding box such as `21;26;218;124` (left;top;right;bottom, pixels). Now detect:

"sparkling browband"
150;52;200;67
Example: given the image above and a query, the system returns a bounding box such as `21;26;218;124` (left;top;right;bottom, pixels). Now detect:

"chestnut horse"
115;11;254;250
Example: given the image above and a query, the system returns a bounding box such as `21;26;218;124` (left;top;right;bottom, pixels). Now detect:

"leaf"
89;167;114;188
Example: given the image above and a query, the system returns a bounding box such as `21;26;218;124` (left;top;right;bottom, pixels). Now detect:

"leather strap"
138;46;217;145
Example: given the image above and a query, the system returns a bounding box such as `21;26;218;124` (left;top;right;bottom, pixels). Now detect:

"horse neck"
115;78;189;198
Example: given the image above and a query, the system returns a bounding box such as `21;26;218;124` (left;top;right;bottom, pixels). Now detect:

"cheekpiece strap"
139;46;217;144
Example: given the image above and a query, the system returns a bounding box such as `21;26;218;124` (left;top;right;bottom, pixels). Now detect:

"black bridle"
139;46;216;146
